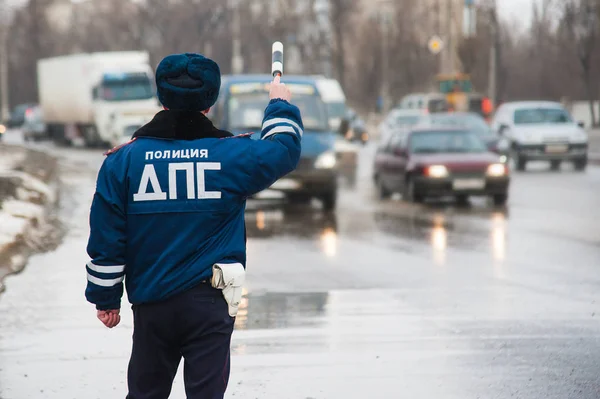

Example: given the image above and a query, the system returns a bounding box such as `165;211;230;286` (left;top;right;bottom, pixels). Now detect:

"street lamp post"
0;24;9;121
378;0;393;113
0;1;13;121
488;0;498;107
230;0;244;74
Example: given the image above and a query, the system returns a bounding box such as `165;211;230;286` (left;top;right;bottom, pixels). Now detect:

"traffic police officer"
85;53;303;398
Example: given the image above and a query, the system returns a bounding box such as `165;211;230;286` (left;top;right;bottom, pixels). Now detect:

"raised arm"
241;77;303;196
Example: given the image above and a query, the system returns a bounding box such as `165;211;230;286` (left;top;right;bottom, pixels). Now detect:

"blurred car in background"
22;105;47;142
6;103;37;128
378;109;429;142
315;77;347;132
373;127;510;206
421;112;509;159
491;101;588;171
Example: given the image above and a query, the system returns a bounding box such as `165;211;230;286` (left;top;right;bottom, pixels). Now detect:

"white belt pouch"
211;263;246;317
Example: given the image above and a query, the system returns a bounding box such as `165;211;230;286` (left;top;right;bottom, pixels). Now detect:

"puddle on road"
373;205;509;264
234;290;329;331
245;208;337;240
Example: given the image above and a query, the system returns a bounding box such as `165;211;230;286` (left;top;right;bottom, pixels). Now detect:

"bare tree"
328;0;356;89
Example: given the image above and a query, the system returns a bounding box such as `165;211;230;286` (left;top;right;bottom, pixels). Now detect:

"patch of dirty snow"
0;151;25;172
2;200;44;220
0;212;28;250
0;170;54;203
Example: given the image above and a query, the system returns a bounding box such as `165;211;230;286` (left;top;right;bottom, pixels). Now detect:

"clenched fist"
269;75;291;102
97;309;121;328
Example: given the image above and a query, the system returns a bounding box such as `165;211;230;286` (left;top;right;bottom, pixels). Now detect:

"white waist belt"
211;263;246;317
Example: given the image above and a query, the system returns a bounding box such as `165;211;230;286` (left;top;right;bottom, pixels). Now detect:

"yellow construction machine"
435;73;493;120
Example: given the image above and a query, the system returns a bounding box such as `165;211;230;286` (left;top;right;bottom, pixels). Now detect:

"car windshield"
428;114;494;136
228;91;329;131
514;107;572;124
101;76;154;102
326;102;346;119
409;130;488;154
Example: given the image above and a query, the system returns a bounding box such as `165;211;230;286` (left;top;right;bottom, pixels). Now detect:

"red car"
373;127;510;205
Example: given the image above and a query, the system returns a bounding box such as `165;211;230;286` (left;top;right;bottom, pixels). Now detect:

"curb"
0;144;64;295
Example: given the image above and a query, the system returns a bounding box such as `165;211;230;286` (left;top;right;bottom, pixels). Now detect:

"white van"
315;77;347;131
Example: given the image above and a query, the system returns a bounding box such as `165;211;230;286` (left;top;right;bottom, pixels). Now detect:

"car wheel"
403;177;423;203
550;160;561;171
376;176;391;200
493;193;508;207
511;146;526;171
514;154;527;171
321;192;337;212
574;158;587;171
456;194;470;206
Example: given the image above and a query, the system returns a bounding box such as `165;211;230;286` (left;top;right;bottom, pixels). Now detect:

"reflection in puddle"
256;210;266;230
320;227;338;257
430;213;447;265
491;211;506;262
374;207;509;264
234;291;329;331
245;209;338;257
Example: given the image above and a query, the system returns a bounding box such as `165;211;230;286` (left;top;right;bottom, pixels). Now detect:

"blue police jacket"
85;99;303;310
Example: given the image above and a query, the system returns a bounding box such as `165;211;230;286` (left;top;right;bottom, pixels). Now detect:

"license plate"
545;144;568;153
452;178;485;190
270;178;301;190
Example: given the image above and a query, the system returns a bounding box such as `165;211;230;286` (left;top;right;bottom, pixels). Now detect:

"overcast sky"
497;0;540;27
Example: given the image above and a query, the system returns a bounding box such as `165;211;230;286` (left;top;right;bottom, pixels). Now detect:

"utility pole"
436;0;444;75
230;0;244;74
446;0;453;73
0;0;11;121
0;23;8;121
488;0;498;107
378;0;393;113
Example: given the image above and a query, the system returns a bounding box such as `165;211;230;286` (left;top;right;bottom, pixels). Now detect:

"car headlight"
425;165;448;178
315;151;337;169
487;163;507;177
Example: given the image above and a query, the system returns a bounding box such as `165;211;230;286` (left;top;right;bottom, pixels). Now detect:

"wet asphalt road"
0;131;599;399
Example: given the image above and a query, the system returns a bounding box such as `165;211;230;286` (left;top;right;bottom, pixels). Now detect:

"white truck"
37;51;161;147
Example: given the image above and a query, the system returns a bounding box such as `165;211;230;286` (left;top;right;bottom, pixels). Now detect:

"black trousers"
126;283;235;399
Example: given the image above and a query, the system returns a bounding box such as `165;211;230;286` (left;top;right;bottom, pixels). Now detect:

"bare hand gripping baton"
272;41;283;77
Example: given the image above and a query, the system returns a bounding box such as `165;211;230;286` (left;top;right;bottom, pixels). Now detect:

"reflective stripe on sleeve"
87;261;125;274
262;118;303;137
87;273;124;287
261;125;298;141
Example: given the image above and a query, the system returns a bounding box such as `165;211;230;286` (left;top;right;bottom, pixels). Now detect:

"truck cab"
92;68;161;147
209;75;338;211
37;51;162;148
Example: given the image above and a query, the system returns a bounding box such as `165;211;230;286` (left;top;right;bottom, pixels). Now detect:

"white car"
490;101;588;171
378;109;429;142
